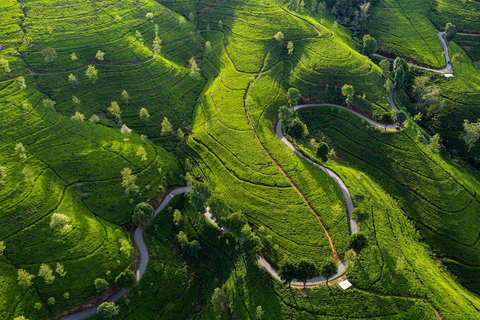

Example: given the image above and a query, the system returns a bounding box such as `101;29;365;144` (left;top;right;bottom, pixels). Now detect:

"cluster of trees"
331;0;371;32
16;263;67;289
279;257;337;287
177;231;201;257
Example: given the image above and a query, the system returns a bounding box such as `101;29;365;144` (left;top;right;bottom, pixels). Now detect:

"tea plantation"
1;0;480;319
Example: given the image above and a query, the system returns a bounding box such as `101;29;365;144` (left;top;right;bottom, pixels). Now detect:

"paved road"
374;31;452;74
63;25;451;319
64;187;191;320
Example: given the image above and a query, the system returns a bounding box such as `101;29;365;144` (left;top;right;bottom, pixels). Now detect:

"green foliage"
319;257;337;281
316;142;330;163
94;278;109;293
132;202;153;228
445;22;457;42
115;270;136;289
349;233;368;253
287;87;301;106
341;84;354;105
393;58;408;88
98;302;119;319
362;34;378;57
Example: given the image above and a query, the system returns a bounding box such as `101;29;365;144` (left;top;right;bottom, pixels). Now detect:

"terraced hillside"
2;0;480;319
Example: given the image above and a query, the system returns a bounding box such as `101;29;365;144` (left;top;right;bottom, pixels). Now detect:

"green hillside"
2;0;480;319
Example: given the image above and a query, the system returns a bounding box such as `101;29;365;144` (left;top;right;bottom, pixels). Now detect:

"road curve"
63;187;191;320
373;31;452;74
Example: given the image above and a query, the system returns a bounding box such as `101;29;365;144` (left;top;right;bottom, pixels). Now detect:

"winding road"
374;31;452;74
62;20;453;320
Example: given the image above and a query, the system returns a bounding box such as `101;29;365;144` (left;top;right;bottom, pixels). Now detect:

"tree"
153;35;162;56
47;297;55;306
137;146;147;162
121;167;140;195
279;257;297;287
71;112;85;124
132;202;153;228
72;95;81;107
462;119;480;153
218;20;223;29
177;128;185;139
71;53;78;61
50;212;72;233
17;77;26;90
380;111;393;130
429;133;441;154
43;98;56;111
115;270;136;289
296;259;317;288
285;117;308;141
41;48;57;63
119;238;132;258
173;209;182;226
189;183;211;213
274;31;285;43
287;87;301;107
17;269;34;289
38;264;55;284
108;101;122;121
189;57;201;79
97;302;119;319
161;117;174;135
205;41;212;54
179;16;187;29
120;124;132;141
13;317;27;320
85;65;98;83
96;50;105;61
240;233;262;257
94;278;109;293
379;59;390;77
316;142;330;163
349;233;368;253
146;12;154;20
90;115;100;123
0;241;5;255
445;22;457;42
279;105;294;124
319;258;337;284
211;287;226;311
255;305;264;319
139;107;149;122
0;57;11;73
341;84;354;105
287;41;294;55
393;58;408;88
362;34;377;57
56;263;66;277
65;75;78;90
15;142;27;159
121;90;130;104
395;110;407;127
